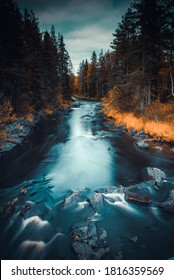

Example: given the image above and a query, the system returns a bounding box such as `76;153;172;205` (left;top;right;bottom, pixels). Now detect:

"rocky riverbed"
0;115;41;153
1;99;174;260
1;165;174;260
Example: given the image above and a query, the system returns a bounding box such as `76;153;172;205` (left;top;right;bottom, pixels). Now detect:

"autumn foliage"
102;87;174;142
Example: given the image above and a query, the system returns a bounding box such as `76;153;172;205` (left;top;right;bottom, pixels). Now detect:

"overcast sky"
17;0;131;73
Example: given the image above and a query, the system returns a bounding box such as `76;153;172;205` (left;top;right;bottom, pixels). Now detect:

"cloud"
65;25;113;72
16;0;132;73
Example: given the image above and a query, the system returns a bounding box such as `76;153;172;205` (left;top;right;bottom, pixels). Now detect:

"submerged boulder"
1;197;19;218
72;242;93;258
160;190;174;213
128;235;138;243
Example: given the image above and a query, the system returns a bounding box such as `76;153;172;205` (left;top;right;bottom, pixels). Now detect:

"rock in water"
95;186;120;194
154;146;162;151
1;197;19;218
71;222;110;260
95;248;106;260
20;204;31;216
128;235;138;243
89;193;104;212
136;139;149;149
72;242;93;258
124;182;153;204
146;167;166;186
160;190;174;213
63;190;86;209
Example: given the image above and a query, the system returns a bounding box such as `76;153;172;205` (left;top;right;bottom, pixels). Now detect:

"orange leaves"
102;98;174;142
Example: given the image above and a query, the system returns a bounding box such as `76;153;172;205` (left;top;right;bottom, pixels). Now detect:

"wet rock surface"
0;116;40;153
0;167;174;260
124;182;153;205
63;190;87;209
146;167;166;186
160;190;174;213
136;139;149;149
71;221;109;260
89;192;105;212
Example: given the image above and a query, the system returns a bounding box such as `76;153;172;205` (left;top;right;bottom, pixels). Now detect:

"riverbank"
102;95;174;144
0;99;72;154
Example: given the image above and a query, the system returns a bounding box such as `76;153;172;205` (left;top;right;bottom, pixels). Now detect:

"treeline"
75;50;113;98
77;0;174;112
0;0;73;119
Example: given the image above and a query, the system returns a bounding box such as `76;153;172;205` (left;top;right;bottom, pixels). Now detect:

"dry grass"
102;97;174;142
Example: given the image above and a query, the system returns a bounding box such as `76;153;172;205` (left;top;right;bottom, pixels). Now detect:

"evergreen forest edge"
0;0;174;142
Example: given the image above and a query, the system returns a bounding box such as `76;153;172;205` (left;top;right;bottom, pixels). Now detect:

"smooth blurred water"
1;99;174;260
48;102;114;193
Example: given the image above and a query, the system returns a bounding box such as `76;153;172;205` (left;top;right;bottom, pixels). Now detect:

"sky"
17;0;132;73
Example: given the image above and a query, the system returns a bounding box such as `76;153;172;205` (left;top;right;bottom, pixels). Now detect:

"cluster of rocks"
129;128;166;151
0;115;40;153
71;221;110;260
1;164;174;259
124;167;167;205
62;187;123;259
1;197;19;218
1;185;30;219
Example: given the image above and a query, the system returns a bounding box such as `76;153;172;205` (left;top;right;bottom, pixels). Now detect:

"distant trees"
0;0;73;117
76;50;113;98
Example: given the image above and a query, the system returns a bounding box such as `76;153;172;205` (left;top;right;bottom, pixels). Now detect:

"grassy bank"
102;96;174;143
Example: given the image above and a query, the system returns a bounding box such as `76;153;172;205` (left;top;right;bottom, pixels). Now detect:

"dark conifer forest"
1;0;174;262
0;0;73;136
77;0;174;104
0;0;174;142
76;0;174;141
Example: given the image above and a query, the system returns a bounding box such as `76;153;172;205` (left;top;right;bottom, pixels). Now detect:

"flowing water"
0;99;174;260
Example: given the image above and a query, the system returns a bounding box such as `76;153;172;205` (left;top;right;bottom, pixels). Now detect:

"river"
0;99;174;260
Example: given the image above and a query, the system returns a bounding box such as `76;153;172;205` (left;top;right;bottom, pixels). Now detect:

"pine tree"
22;9;43;112
42;30;58;107
0;0;23;109
87;51;97;97
57;33;72;100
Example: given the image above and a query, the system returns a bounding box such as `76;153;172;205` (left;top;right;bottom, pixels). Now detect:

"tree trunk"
170;64;174;96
